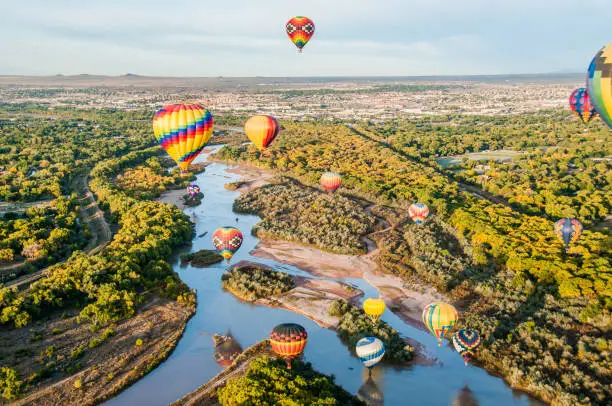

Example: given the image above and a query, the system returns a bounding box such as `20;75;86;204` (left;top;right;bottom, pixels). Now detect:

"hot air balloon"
355;337;385;373
213;332;243;368
422;302;458;346
554;218;583;252
212;227;243;262
409;203;429;225
569;88;598;124
587;43;612;130
452;329;482;366
286;17;315;53
152;104;213;172
363;298;386;325
244;115;279;151
187;184;201;198
269;323;308;369
320;172;342;194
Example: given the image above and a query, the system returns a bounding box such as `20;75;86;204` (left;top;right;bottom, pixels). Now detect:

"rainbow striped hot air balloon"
569;88;598;124
244;115;279;151
587;43;612;130
554;218;583;252
320;172;342;194
422;302;459;346
152;104;213;172
409;203;429;225
452;329;481;366
270;323;308;369
212;227;243;263
286;16;315;53
355;337;385;370
363;298;386;325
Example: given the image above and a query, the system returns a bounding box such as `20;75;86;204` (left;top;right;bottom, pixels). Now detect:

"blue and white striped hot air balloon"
355;337;385;369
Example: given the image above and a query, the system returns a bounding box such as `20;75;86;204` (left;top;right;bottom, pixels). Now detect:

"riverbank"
251;239;447;329
8;296;194;406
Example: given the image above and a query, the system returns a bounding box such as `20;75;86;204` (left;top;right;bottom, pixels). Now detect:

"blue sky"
1;0;610;76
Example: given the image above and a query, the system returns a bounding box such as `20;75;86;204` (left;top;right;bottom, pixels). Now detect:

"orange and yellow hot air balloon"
320;172;342;194
269;323;308;369
244;115;280;151
152;104;213;172
286;17;315;53
422;302;458;346
363;298;386;325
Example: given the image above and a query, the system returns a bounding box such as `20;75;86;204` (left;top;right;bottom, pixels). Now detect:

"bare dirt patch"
4;296;194;406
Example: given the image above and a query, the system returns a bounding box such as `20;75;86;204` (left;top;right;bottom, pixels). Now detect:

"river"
106;147;542;406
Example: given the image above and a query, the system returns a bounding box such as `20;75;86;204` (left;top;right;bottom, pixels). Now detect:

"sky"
1;0;610;77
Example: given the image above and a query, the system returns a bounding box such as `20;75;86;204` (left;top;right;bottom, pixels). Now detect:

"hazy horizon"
1;1;610;77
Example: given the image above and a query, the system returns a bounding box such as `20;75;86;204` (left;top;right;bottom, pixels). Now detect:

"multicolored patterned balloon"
409;203;429;225
212;227;243;262
587;43;612;130
320;172;342;193
286;16;315;53
244;115;279;151
152;104;213;171
452;329;481;366
187;184;200;198
554;218;583;252
269;323;308;369
569;88;598;124
363;298;386;324
422;302;459;346
355;337;385;369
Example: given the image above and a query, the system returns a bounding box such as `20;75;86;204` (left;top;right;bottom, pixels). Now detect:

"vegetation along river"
106;147;543;406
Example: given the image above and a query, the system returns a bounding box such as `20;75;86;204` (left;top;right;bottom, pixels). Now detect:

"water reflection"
213;331;243;368
358;369;384;406
453;385;479;406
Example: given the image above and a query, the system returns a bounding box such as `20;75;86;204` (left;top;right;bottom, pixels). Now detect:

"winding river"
106;147;542;406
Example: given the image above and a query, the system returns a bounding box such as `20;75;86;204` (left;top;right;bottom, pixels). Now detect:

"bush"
217;356;364;405
180;250;223;267
0;367;22;400
221;264;295;301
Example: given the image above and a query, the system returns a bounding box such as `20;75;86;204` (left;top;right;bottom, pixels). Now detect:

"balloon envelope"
422;302;458;344
320;172;342;193
286;16;315;52
453;329;481;365
587;43;612;130
363;298;386;324
212;227;243;262
554;218;583;251
269;323;308;368
356;337;385;369
244;115;279;151
409;203;429;224
152;104;213;171
569;88;597;124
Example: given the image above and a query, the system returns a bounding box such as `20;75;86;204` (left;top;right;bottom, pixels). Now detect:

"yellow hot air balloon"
363;298;386;324
244;115;279;151
422;302;459;346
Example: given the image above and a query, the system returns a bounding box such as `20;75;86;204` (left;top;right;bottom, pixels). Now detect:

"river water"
106;148;542;406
